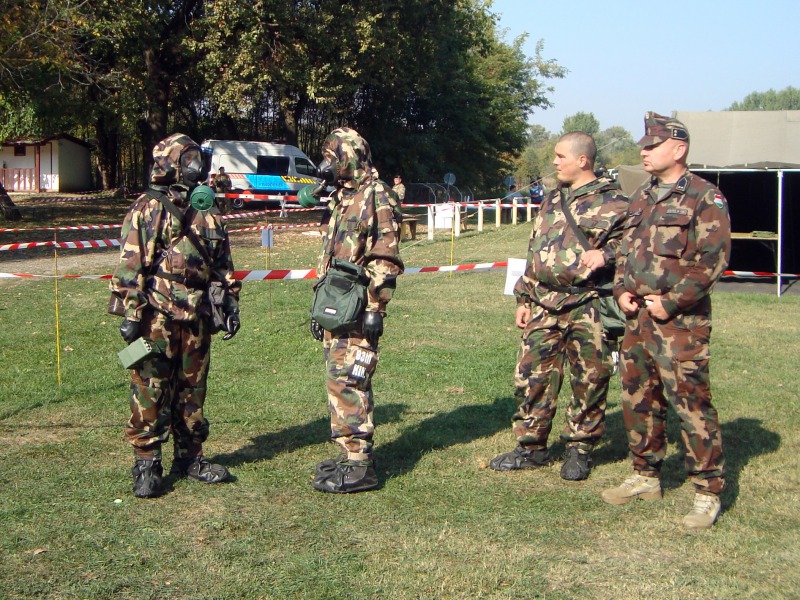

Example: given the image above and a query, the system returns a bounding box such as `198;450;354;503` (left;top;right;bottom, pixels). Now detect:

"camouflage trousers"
512;299;612;451
125;310;212;461
620;308;725;494
323;331;379;461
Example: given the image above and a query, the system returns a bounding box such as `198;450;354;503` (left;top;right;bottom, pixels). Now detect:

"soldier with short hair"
490;131;628;480
110;133;241;498
306;127;404;493
601;113;731;530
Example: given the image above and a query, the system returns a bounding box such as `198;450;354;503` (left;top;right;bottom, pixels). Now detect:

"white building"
0;134;93;192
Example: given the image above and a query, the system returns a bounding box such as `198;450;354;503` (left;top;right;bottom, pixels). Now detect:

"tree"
595;126;640;168
561;111;599;136
728;87;800;111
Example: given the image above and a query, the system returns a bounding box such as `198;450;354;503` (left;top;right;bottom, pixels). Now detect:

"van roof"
201;139;307;156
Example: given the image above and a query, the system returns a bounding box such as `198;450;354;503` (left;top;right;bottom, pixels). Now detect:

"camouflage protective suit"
316;128;404;462
511;178;628;452
110;134;241;462
614;170;730;495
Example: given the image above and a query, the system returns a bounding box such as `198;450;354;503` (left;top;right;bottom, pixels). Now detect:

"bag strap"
558;188;592;252
146;189;214;265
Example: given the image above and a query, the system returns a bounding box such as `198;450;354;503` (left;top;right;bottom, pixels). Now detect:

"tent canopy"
675;110;800;169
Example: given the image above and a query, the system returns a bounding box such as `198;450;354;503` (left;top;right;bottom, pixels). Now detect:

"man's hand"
644;294;669;320
363;312;384;346
119;319;141;344
515;305;531;329
618;291;640;317
580;249;606;272
222;313;240;340
310;319;324;342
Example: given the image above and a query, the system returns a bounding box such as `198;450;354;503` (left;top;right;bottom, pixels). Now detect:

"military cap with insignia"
637;112;690;147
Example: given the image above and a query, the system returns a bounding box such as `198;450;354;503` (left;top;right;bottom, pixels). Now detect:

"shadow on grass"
375;396;514;481
659;417;779;509
213;402;411;467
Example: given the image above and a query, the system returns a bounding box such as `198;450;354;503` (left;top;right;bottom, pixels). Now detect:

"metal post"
778;170;784;297
478;202;484;232
527;197;533;222
495;199;501;228
427;204;434;240
512;198;518;225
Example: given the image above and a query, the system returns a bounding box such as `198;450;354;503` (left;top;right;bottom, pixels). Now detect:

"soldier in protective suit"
110;133;241;498
302;127;404;493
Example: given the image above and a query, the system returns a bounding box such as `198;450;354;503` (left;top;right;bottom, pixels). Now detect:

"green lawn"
0;220;798;599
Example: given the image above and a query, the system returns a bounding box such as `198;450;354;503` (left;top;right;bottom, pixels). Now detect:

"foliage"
595;126;640;168
561;111;600;136
728;86;800;111
0;206;799;598
1;0;566;196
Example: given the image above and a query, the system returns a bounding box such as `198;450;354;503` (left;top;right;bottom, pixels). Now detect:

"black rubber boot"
315;449;348;476
489;445;553;471
311;459;378;493
171;456;230;484
132;458;164;498
560;446;592;481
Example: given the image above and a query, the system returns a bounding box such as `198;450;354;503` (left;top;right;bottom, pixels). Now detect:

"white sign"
504;257;527;296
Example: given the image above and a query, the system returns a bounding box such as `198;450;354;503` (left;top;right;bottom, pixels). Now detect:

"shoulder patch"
713;193;725;209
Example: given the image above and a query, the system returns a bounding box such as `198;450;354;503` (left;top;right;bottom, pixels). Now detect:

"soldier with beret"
110;133;241;498
601;113;731;530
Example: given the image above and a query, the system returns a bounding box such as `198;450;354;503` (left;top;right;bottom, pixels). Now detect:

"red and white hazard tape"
0;238;121;251
221;193;299;202
23;194;111;204
2;263;799;282
0;223;121;233
228;223;319;233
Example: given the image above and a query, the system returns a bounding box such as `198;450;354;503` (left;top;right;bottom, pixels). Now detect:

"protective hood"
320;127;377;189
150;133;206;190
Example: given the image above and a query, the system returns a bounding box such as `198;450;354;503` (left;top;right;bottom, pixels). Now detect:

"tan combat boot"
683;493;721;530
601;473;662;505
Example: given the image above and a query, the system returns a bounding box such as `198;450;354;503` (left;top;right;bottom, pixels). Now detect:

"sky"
490;0;800;137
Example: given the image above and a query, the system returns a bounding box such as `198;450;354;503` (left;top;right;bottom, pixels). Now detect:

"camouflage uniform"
615;169;730;495
110;134;241;463
316;128;404;462
212;170;232;213
511;179;628;452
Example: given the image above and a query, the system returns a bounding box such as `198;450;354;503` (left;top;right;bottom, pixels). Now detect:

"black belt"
541;282;612;297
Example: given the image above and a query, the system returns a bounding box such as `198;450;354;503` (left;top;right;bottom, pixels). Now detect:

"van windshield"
256;155;290;176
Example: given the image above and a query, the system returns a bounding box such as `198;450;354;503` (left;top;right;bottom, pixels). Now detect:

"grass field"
1;202;799;599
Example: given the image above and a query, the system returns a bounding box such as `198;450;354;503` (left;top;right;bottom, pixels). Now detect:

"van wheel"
231;197;244;209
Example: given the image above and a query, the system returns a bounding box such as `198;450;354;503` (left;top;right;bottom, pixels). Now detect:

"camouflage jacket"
319;177;404;313
514;177;628;311
110;188;241;322
614;170;731;317
214;173;232;192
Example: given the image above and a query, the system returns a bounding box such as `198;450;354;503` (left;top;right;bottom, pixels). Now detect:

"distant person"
392;174;406;203
489;132;628;480
601;112;731;531
508;184;523;199
110;133;241;499
213;166;232;213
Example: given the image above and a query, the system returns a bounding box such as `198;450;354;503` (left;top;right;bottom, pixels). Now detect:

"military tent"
617;110;800;296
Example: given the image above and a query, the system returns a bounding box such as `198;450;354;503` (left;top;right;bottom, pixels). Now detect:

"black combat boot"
311;458;378;493
489;445;553;471
171;456;230;483
560;446;592;481
132;458;164;498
